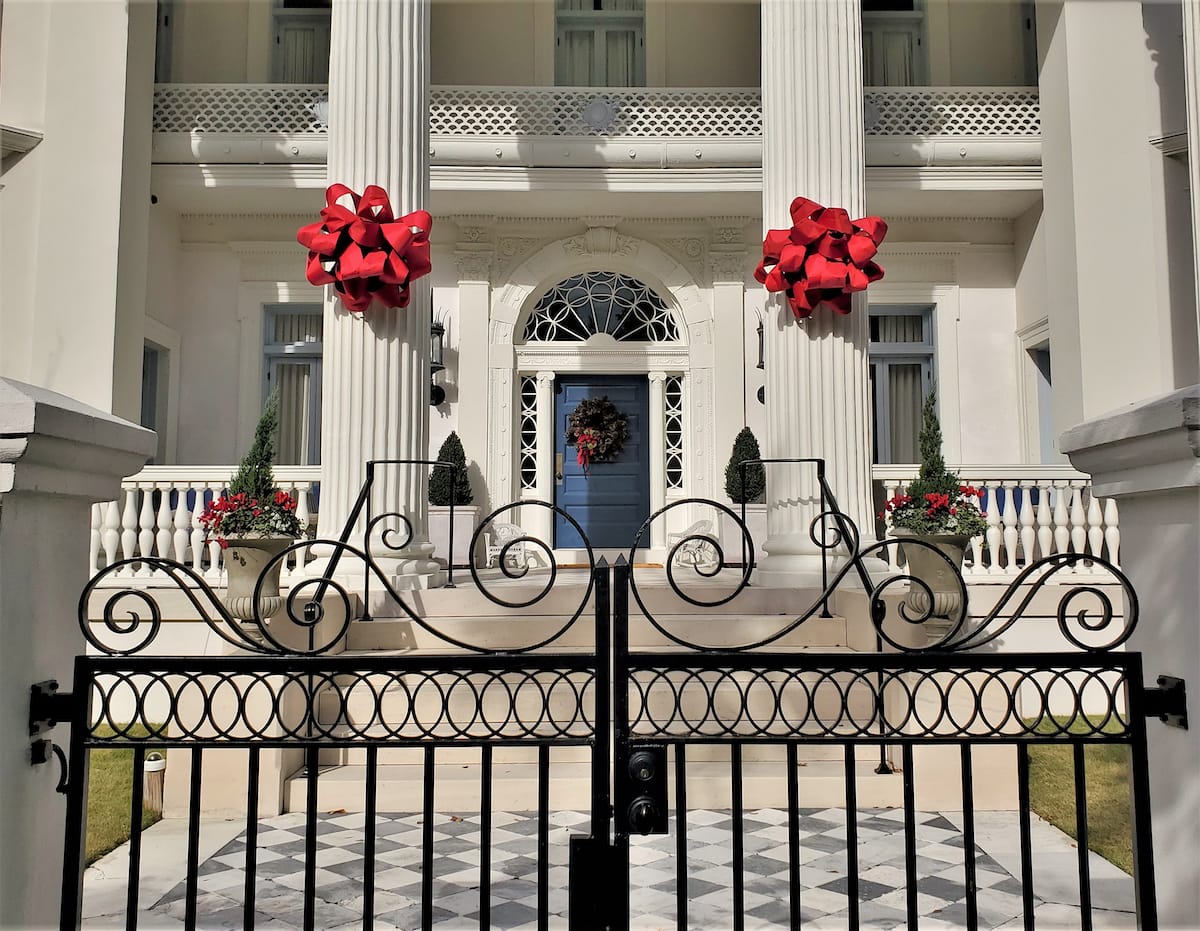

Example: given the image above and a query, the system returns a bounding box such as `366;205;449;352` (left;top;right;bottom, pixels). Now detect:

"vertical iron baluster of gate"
610;556;632;930
1126;652;1162;931
59;655;92;931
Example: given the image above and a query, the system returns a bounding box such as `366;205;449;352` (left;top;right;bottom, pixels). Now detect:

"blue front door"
555;376;650;549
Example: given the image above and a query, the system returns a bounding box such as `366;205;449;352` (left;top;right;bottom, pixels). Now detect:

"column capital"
454;249;493;282
535;370;557;385
648;371;668;385
709;250;748;282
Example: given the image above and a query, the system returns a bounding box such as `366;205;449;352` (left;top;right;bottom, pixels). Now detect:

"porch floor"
81;807;1136;930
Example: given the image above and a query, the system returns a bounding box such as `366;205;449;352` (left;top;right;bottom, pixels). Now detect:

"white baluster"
1103;499;1120;567
294;481;313;578
985;482;1003;576
137;484;156;577
89;502;103;574
1069;483;1087;573
1036;482;1053;564
173;484;191;565
957;472;981;577
883;480;900;572
207;535;224;582
191;484;207;575
1053;481;1071;560
102;499;121;572
1018;480;1036;571
120;487;139;576
156;485;173;569
1086;490;1105;574
1000;481;1019;575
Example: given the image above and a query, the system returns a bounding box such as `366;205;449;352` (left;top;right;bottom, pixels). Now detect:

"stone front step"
284;757;904;813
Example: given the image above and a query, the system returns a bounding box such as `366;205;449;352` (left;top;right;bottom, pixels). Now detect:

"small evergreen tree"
429;432;474;506
228;389;280;502
724;427;766;504
883;388;988;537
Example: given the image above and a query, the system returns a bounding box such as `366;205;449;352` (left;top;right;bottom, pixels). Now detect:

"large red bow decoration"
755;197;887;320
297;184;433;313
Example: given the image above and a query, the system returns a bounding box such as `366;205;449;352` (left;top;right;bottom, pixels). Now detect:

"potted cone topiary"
428;432;479;568
199;391;303;623
882;390;987;632
721;427;768;565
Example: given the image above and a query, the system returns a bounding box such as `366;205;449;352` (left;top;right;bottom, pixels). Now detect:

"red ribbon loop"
298;184;434;314
756;196;888;320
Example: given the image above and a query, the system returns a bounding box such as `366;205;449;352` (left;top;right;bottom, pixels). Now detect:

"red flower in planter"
755;196;887;320
298;183;433;314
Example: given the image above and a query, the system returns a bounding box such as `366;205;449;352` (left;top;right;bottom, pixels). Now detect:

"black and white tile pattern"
148;808;1133;930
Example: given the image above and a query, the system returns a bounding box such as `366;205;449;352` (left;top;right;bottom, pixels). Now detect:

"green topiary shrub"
883;390;988;537
429;432;474;506
724;427;766;504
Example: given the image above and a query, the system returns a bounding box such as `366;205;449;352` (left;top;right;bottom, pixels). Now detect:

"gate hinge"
29;680;74;737
1143;676;1188;729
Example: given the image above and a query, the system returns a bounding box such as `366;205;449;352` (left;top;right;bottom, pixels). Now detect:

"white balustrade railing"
152;83;1039;139
89;466;321;586
871;465;1118;579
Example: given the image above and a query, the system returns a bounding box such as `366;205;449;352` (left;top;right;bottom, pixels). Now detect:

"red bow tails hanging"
297;184;433;313
575;430;599;476
755;197;888;320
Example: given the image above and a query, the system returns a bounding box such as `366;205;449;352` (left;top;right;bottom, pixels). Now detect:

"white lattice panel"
429;86;762;137
153;84;329;133
153;84;1040;138
863;87;1041;136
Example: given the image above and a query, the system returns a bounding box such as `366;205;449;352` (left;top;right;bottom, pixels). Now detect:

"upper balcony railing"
150;84;1041;167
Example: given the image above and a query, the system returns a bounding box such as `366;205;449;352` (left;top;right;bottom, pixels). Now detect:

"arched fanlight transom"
522;271;680;343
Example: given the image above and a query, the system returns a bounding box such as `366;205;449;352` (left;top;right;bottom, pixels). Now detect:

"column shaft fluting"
758;0;874;584
318;0;436;578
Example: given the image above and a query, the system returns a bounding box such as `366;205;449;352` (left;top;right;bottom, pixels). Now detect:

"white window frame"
869;304;935;464
263;303;324;466
555;1;646;87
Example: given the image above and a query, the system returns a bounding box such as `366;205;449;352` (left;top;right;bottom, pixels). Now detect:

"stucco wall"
947;1;1029;86
172;0;251;82
432;1;538;85
663;1;759;87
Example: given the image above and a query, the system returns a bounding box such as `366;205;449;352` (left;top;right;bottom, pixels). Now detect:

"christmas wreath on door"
566;397;628;475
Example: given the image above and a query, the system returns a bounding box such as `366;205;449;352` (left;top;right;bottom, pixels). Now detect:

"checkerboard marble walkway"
115;807;1136;930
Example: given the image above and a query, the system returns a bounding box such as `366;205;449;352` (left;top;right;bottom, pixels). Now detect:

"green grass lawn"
86;728;165;866
1027;720;1133;875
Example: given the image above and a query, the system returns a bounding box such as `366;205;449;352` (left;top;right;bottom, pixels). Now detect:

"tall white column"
317;0;439;586
757;0;874;586
648;371;668;549
1184;0;1200;349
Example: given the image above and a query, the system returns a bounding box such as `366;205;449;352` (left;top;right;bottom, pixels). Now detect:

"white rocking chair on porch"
483;523;530;570
666;520;719;570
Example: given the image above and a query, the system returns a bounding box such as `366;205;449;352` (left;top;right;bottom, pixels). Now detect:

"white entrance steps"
284;754;904;813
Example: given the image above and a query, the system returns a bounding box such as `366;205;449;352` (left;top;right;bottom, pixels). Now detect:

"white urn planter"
718;503;768;566
892;528;970;643
428;505;480;568
222;535;294;623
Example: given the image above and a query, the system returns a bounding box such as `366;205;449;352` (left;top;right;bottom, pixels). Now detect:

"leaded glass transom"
523;272;679;343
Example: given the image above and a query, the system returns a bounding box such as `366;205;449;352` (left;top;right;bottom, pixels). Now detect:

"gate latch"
1144;676;1188;730
617;743;669;836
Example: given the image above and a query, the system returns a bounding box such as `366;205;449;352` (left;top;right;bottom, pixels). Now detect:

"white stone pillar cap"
0;378;157;500
1060;384;1200;497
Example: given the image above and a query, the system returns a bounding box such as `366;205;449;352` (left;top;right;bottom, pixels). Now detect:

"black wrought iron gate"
35;471;1188;931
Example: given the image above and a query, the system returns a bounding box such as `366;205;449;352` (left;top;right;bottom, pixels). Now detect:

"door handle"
556;453;564;484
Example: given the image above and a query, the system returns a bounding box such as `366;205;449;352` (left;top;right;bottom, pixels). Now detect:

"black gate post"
59;655;91;931
609;555;632;930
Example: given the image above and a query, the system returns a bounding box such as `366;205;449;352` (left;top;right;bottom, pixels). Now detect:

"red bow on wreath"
297;184;433;313
575;430;599;475
755;197;887;320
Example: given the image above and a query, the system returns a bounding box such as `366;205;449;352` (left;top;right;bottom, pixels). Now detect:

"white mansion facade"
1;0;1198;575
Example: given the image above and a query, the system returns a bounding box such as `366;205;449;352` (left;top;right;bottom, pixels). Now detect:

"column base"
304;541;445;591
